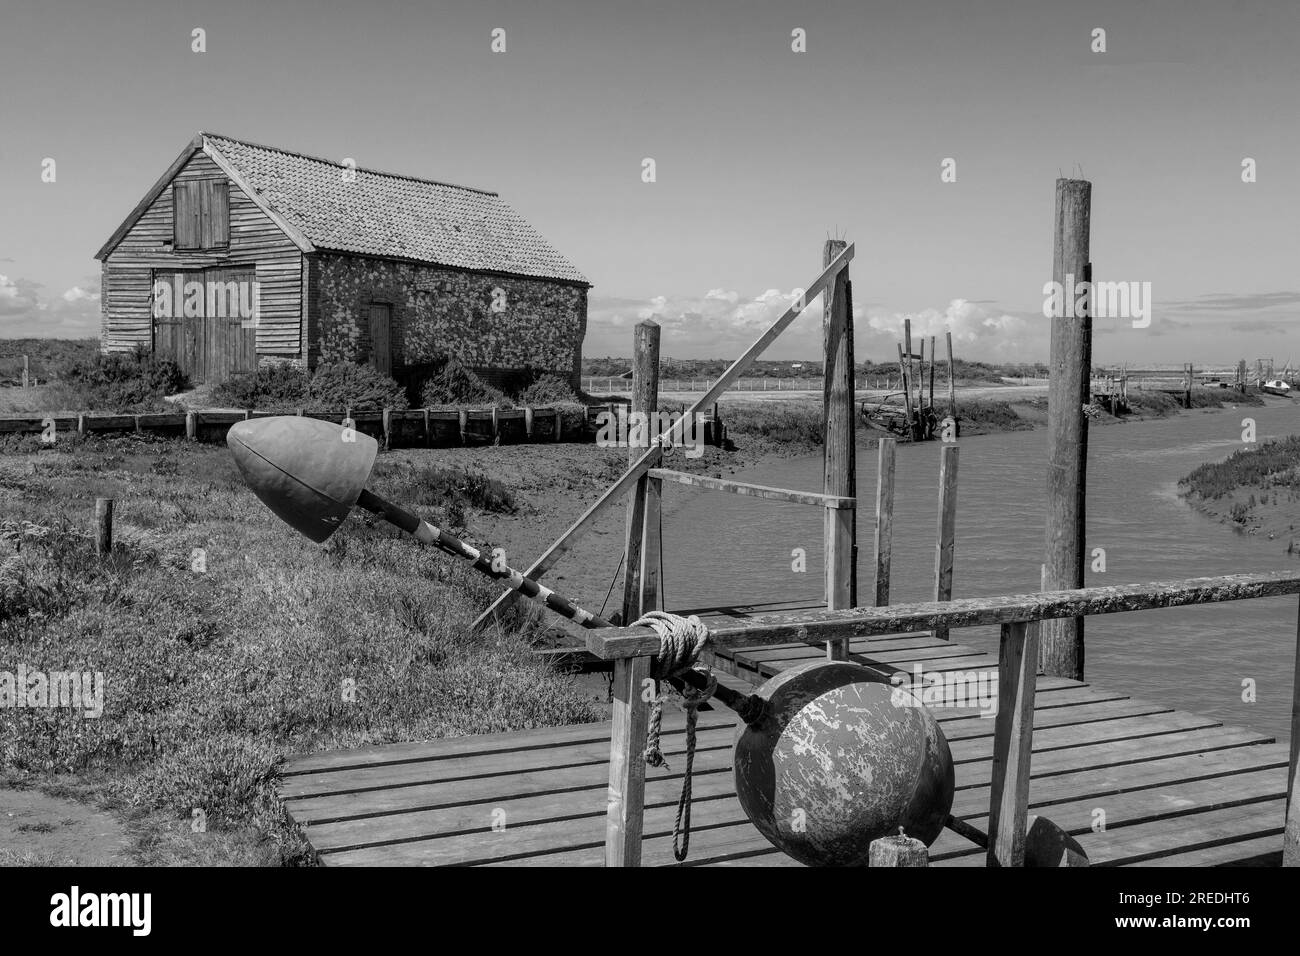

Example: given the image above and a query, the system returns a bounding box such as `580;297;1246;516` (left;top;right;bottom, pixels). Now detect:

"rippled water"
661;403;1300;738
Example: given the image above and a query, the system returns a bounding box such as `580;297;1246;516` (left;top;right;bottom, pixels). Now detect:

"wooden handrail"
647;468;855;509
585;570;1300;660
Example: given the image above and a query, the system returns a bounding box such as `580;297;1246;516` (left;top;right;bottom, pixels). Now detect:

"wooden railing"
586;570;1300;867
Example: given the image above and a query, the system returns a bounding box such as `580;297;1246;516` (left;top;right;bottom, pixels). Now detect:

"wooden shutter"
173;180;228;248
173;182;200;248
203;180;229;247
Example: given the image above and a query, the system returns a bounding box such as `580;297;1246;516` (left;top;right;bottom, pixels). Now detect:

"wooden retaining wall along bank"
0;405;605;448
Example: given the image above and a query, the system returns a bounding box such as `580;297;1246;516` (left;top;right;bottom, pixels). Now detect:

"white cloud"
862;299;1047;361
588;289;1046;361
0;273;102;335
61;285;100;303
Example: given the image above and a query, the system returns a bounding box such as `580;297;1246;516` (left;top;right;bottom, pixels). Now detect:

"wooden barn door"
152;271;205;381
369;303;393;376
204;267;257;383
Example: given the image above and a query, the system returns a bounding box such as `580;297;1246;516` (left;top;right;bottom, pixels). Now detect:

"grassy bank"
1179;436;1300;548
0;434;604;865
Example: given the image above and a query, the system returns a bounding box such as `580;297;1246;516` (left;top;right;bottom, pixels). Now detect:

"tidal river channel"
661;403;1300;739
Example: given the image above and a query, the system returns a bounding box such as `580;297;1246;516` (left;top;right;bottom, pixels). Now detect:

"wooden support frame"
471;244;855;632
987;621;1038;866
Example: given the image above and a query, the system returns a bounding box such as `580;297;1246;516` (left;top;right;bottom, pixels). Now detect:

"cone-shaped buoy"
227;416;378;543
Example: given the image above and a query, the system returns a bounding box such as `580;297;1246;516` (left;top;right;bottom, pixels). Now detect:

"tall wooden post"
823;239;855;660
1041;178;1091;680
874;438;896;606
622;320;660;626
933;446;959;639
608;320;660;869
945;330;957;429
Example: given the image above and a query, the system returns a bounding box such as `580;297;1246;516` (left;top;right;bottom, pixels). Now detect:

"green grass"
0;435;601;865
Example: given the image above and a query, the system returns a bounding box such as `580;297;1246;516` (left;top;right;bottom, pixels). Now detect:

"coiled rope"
632;610;715;862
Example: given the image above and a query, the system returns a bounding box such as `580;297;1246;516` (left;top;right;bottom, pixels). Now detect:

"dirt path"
0;786;134;866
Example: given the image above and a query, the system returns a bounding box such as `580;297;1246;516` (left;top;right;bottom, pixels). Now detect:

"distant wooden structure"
860;319;953;441
1091;365;1129;414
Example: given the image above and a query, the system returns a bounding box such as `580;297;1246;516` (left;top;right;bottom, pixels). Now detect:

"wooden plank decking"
279;623;1290;867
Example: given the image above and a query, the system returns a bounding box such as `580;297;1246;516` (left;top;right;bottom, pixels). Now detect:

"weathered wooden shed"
95;133;591;388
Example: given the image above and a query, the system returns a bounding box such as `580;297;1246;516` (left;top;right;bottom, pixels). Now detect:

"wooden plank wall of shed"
102;150;302;360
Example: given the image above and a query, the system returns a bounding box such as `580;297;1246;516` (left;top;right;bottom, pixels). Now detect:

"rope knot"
631;610;715;861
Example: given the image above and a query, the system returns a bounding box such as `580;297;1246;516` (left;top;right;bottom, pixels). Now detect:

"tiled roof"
203;133;588;285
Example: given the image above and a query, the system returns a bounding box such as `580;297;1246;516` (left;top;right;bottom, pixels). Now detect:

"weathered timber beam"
647;468;855;509
584;570;1300;660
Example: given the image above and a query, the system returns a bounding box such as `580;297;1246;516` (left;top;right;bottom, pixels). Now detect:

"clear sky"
1;0;1296;365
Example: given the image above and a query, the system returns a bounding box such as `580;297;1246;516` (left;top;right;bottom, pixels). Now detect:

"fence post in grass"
185;411;197;441
22;354;29;390
382;408;392;449
823;239;855;660
988;621;1039;867
554;407;562;442
77;413;86;438
458;409;468;445
490;407;499;442
874;437;896;606
423;408;431;447
1042;177;1091;681
1285;593;1300;866
622;320;660;625
94;498;113;556
524;405;534;440
933;445;959;639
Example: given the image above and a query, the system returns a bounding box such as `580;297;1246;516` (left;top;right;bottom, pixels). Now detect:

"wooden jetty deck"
280;616;1292;867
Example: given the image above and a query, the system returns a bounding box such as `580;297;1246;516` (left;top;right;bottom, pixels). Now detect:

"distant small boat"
1261;379;1292;396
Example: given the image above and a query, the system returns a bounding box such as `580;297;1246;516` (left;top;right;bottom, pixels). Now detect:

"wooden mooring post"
823;239;855;659
608;319;662;868
94;498;113;556
945;330;957;430
874;437;896;606
1041;178;1091;681
621;319;661;626
932;445;958;639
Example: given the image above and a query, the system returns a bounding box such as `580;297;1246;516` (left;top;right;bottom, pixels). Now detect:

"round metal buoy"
733;660;955;866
